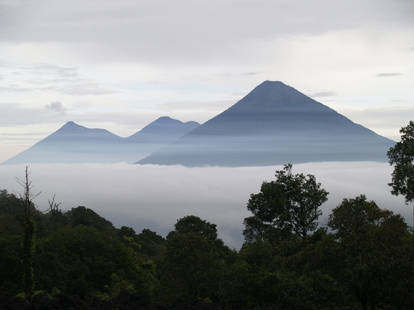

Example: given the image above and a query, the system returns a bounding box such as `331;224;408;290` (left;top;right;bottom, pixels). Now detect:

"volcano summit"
139;81;393;166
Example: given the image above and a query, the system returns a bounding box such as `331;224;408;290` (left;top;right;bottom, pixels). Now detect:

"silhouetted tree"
174;215;218;240
388;120;414;227
47;194;62;215
159;215;231;305
244;164;328;242
329;195;414;309
17;166;40;300
66;206;114;230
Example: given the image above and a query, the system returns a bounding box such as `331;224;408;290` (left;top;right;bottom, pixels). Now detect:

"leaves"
244;164;328;241
388;120;414;203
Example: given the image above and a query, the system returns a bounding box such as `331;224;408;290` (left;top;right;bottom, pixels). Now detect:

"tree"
47;194;62;215
34;225;155;301
328;195;388;239
174;215;218;241
136;229;165;261
388;121;414;227
65;206;114;230
328;195;414;309
16;166;40;300
159;216;230;305
244;164;328;242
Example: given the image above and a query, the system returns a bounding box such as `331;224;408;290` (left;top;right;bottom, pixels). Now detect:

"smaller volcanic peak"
40;121;121;144
56;121;86;133
139;116;189;131
61;120;81;128
2;117;200;164
154;116;182;123
126;116;199;143
51;121;103;135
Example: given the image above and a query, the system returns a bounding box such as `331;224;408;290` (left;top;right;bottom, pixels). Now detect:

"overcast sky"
0;0;413;161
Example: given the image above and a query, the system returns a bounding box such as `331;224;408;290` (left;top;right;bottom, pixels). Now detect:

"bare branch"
48;194;62;213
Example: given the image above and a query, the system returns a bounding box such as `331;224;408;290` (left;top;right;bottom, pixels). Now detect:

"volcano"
3;117;199;164
139;81;394;166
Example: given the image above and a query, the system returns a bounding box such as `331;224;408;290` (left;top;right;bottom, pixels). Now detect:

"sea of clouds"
0;162;408;248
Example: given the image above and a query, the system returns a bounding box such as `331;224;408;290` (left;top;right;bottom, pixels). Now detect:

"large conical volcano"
139;81;394;166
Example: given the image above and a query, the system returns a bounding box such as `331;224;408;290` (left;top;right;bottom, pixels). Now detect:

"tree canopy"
244;164;328;242
388;120;414;203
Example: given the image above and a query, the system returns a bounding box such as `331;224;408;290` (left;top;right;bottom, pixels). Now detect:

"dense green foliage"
244;164;328;242
1;162;414;309
388;120;414;203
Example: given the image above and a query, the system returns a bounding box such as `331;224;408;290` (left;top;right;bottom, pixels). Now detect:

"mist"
0;162;407;248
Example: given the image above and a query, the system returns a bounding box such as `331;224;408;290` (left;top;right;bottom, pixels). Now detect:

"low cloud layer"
0;162;407;248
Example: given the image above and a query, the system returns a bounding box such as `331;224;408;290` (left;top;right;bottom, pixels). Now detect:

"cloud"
1;0;413;64
0;103;66;126
23;64;79;79
336;106;414;140
0;85;31;92
241;72;264;76
218;72;264;77
45;101;66;113
39;83;117;96
159;100;233;113
310;91;337;98
0;59;8;67
376;73;403;77
0;102;196;129
0;162;408;248
0;61;116;96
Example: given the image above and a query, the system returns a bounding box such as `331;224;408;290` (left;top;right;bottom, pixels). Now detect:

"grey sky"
0;0;413;161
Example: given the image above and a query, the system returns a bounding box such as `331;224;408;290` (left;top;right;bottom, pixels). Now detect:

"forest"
0;121;413;310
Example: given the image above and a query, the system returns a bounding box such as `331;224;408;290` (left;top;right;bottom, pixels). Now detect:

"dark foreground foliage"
1;162;414;309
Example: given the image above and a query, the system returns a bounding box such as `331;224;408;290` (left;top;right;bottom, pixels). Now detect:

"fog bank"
0;162;407;248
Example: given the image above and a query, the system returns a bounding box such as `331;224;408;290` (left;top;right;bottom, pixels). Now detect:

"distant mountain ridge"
4;81;395;166
36;121;121;143
139;81;394;166
126;116;199;143
3;117;199;164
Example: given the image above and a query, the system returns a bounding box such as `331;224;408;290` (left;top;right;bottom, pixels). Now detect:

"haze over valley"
0;161;407;248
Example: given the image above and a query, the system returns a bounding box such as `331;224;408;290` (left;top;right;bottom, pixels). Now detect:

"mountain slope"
126;116;199;143
4;122;125;164
3;117;199;164
139;81;394;166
